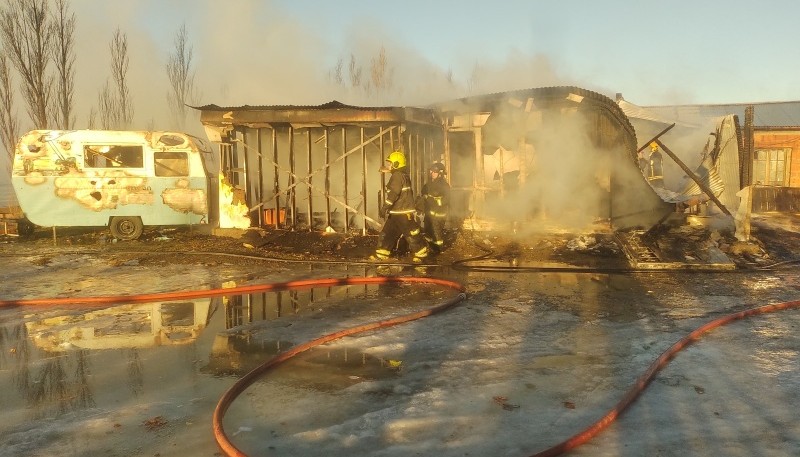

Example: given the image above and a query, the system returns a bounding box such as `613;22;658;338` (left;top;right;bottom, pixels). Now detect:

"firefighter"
371;150;429;263
418;162;450;253
637;150;648;174
647;142;665;187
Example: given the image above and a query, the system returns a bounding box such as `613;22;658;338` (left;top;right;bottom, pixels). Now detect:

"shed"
197;101;443;233
196;87;676;236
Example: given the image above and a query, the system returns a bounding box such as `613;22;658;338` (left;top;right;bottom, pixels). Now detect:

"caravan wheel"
17;217;36;237
109;216;144;240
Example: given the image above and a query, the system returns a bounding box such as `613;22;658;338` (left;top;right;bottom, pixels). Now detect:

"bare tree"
348;54;362;89
166;23;197;131
50;0;75;129
369;45;392;102
445;67;455;87
467;61;481;95
0;52;19;167
86;106;96;129
93;29;133;130
109;28;132;128
97;79;117;129
328;57;344;87
0;0;53;129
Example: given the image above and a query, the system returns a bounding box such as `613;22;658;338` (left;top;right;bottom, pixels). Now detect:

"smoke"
629;118;721;191
60;0;581;139
478;103;616;234
1;1;654;227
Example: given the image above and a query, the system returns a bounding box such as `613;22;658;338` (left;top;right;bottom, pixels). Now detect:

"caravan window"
154;151;189;177
84;145;144;168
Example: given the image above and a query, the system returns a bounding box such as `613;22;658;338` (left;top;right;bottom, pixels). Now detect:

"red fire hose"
2;278;798;456
208;276;467;457
530;298;800;457
0;275;468;456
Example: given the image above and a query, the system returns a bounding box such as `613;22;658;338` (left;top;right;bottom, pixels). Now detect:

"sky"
2;0;800;183
57;0;800;132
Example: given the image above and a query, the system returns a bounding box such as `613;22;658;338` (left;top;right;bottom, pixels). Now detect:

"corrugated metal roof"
434;85;620;113
642;101;800;127
192;100;398;112
195;100;443;128
617;100;698;128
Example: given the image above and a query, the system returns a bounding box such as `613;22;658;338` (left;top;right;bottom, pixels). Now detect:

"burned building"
197;86;673;235
641;100;800;214
437;86;672;232
197;101;443;234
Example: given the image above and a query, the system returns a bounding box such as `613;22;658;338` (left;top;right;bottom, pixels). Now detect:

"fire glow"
218;174;250;229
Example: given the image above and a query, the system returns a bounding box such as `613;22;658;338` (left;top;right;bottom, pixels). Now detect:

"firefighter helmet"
429;162;445;175
387;150;407;169
650;142;659;152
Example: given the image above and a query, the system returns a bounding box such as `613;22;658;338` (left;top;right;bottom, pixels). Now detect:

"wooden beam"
638;123;676;153
654;139;732;216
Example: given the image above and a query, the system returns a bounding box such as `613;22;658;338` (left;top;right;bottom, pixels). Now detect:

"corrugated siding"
644;101;800;127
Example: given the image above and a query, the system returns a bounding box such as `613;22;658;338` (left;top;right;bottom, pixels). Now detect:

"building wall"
224;123;441;233
753;131;800;187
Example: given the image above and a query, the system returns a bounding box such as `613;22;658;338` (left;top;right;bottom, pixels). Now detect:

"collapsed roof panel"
621;97;742;217
441;86;674;232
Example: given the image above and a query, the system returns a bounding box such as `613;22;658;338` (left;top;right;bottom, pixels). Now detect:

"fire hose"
529;298;800;457
1;271;798;456
209;276;467;457
0;275;467;456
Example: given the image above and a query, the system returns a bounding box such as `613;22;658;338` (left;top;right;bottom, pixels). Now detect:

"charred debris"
189;86;788;269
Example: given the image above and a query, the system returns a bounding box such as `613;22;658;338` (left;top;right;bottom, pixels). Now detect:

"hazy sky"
3;1;796;204
9;0;800;134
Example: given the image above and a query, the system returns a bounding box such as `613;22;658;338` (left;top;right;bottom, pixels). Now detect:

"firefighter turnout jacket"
382;168;417;216
374;167;429;262
420;176;449;218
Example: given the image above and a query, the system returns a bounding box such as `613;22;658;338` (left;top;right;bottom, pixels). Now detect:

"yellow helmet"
650;142;659;152
387;150;407;169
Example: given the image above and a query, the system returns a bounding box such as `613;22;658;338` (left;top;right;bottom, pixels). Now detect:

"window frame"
83;144;145;169
753;147;791;186
154;150;190;177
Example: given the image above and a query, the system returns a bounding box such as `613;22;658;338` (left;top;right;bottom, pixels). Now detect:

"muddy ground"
2;212;796;269
1;214;799;457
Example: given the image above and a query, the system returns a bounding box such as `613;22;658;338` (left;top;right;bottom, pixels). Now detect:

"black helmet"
429;162;445;175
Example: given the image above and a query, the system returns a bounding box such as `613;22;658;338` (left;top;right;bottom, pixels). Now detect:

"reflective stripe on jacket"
421;177;450;215
385;168;417;214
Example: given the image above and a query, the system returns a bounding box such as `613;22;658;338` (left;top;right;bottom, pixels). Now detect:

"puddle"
744;274;784;291
23;300;212;351
0;281;440;422
203;338;401;390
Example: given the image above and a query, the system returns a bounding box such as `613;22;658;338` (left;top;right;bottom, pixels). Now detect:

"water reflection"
219;280;433;329
24;300;212;351
3;320;96;419
744;275;784;291
203;336;399;390
0;280;433;420
750;318;799;377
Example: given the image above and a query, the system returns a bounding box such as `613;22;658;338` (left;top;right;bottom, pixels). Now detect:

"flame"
218;174;251;229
